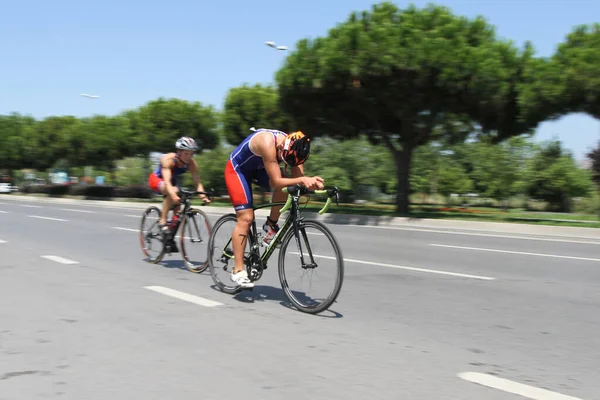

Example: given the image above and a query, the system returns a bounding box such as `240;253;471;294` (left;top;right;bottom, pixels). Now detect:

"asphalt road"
1;197;599;400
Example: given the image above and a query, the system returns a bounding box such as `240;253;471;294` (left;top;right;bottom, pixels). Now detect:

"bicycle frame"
220;185;337;269
252;196;301;266
165;189;212;240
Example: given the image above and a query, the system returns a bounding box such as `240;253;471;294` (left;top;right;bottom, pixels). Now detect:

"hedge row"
21;184;155;199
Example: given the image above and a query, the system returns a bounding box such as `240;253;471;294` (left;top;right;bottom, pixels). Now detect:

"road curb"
2;194;599;240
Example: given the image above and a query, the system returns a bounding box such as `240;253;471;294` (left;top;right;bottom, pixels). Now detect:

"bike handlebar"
280;185;339;215
177;188;215;198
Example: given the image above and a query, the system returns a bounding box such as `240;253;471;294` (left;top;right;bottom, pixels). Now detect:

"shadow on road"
141;258;190;271
210;284;344;318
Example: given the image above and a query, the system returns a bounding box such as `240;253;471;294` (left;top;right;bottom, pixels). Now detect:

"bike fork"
291;199;317;269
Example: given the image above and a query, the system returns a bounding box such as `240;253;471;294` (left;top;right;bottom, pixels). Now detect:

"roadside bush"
80;185;115;199
114;185;154;199
21;184;49;194
68;185;88;196
47;184;70;197
573;190;600;215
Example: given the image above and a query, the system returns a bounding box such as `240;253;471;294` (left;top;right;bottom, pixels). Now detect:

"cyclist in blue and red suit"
148;136;210;236
224;128;324;288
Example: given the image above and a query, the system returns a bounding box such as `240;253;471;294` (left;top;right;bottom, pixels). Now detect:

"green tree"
301;136;396;198
587;140;600;186
125;98;221;183
32;116;79;171
465;136;533;206
132;98;221;154
410;143;442;200
79;115;132;172
0;113;38;171
61;119;88;169
223;84;292;146
276;2;541;213
435;151;473;201
551;23;600;118
526;140;593;212
192;145;232;195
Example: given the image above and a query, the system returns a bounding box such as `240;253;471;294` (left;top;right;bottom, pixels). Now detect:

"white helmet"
175;136;199;151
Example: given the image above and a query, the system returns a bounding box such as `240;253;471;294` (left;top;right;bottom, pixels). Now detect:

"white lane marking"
0;210;8;214
431;244;600;263
41;255;79;265
28;215;68;222
290;252;495;281
144;286;223;307
113;227;137;232
22;204;42;208
307;232;325;236
458;372;583;400
60;208;95;213
125;214;140;218
0;240;6;244
344;224;600;245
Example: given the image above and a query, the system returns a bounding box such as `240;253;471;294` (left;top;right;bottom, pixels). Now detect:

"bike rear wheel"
278;219;344;314
180;208;212;273
139;206;166;264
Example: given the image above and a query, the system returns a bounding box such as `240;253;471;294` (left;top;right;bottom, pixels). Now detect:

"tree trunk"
380;136;414;214
561;192;571;213
393;146;413;214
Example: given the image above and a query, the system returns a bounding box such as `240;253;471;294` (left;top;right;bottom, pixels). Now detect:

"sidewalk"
2;194;599;240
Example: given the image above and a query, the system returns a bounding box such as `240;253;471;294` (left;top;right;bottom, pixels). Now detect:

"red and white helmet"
175;136;199;151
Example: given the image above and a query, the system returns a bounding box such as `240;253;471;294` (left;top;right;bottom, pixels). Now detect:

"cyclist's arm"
189;159;208;199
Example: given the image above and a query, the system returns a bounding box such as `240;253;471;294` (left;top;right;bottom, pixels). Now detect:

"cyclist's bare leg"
230;208;255;288
268;187;287;224
267;167;290;225
158;182;172;225
232;208;254;274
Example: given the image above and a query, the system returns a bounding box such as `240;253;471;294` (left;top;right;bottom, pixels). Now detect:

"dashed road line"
28;215;68;222
345;224;600;245
290;252;496;281
431;244;600;263
41;255;79;265
144;286;223;307
60;208;95;213
113;227;137;232
458;371;583;400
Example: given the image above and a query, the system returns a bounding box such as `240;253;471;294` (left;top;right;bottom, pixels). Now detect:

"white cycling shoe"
230;270;254;289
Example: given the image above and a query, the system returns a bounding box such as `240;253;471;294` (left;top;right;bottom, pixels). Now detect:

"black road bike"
208;184;344;314
140;189;213;273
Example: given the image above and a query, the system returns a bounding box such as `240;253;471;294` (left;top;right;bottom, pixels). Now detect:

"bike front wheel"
278;220;344;314
180;208;212;273
139;206;166;264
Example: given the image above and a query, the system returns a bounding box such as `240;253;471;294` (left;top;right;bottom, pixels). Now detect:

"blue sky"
1;0;599;161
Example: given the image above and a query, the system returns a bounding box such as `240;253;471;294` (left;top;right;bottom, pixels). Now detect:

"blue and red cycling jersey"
225;129;287;211
148;154;189;194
